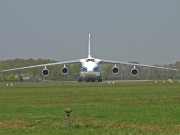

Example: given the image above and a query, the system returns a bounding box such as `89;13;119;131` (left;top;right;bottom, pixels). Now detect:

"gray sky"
0;0;180;65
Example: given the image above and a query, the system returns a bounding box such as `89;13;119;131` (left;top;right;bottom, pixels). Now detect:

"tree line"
0;58;179;82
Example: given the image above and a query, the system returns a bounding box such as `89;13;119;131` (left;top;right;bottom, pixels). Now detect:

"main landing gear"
98;78;102;82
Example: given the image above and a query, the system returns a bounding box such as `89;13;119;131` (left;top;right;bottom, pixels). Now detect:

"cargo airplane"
1;34;179;82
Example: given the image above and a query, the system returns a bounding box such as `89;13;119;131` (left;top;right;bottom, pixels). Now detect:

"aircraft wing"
1;60;81;72
98;59;179;71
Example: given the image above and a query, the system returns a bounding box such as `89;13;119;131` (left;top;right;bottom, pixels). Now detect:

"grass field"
0;81;180;135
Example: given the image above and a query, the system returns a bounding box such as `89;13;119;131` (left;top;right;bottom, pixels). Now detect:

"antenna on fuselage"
88;34;91;57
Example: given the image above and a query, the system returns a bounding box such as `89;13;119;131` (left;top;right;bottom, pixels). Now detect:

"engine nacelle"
61;67;68;75
112;67;119;74
42;69;49;76
131;68;138;76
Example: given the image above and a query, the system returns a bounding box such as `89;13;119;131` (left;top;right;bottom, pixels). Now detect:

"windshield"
86;59;94;62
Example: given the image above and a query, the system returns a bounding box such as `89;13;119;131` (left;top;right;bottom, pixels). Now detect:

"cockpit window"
86;59;94;62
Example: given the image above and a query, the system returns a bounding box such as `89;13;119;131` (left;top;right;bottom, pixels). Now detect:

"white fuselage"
79;58;101;81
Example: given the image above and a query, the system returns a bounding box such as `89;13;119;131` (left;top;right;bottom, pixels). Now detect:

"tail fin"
88;34;91;57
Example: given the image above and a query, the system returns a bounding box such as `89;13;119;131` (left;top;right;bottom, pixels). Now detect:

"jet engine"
131;66;138;76
112;67;119;74
42;68;49;76
61;67;68;75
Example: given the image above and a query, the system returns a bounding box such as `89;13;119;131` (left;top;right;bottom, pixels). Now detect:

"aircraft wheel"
78;79;82;82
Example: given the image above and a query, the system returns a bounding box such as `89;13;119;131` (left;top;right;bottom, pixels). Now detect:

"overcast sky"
0;0;180;65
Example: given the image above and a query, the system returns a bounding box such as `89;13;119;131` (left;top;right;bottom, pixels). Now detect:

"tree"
7;74;16;82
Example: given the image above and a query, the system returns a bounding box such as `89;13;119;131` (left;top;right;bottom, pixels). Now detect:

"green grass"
0;81;180;135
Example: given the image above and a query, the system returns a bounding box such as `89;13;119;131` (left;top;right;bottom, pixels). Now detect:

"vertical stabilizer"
88;34;91;57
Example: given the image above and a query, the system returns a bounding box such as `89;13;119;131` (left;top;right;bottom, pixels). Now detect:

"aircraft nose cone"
87;66;94;72
87;68;93;72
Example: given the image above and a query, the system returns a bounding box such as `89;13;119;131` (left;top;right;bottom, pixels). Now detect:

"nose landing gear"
78;78;102;82
78;78;82;82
